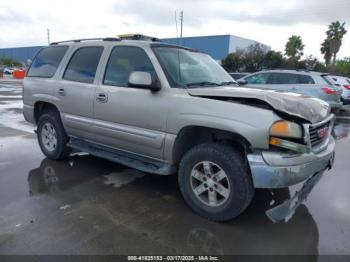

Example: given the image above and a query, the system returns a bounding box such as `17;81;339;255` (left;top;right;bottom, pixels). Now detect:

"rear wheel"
37;111;71;160
178;143;254;221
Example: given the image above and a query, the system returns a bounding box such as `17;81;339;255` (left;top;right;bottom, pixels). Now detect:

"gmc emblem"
317;127;328;138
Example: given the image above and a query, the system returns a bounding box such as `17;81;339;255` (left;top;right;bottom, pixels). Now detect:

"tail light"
344;85;350;90
322;87;338;95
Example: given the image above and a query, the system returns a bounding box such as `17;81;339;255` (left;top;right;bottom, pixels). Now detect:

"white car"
330;75;350;104
3;67;14;75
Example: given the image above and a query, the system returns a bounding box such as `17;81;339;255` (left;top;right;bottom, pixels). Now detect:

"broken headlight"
269;121;309;153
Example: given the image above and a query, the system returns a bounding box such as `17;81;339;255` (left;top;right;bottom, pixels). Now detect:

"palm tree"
285;35;305;63
320;38;332;66
326;21;347;66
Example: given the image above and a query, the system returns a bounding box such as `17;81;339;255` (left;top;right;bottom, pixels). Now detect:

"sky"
0;0;349;60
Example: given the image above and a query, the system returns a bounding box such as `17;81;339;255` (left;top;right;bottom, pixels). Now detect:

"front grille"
309;122;330;148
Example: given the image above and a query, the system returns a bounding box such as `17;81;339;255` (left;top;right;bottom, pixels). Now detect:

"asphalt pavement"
0;80;350;257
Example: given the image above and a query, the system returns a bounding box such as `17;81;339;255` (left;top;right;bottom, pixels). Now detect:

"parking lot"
1;80;350;256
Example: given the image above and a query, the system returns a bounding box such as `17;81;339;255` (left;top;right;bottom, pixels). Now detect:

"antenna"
180;11;183;38
175;11;178;39
47;29;50;45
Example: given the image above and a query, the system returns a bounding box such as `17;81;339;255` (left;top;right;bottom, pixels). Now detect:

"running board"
68;137;176;175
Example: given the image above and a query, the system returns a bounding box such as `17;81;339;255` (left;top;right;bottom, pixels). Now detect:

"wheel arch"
34;101;60;124
171;125;253;165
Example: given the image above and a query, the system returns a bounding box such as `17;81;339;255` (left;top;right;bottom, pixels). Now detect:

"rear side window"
268;73;296;84
103;46;155;87
245;73;269;84
63;47;103;83
322;75;336;86
347;79;350;84
267;73;315;84
297;74;315;84
27;46;68;78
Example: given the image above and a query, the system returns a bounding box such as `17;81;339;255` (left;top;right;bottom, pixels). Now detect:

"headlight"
269;121;303;138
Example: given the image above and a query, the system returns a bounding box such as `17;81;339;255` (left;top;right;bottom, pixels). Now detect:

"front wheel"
178;143;254;221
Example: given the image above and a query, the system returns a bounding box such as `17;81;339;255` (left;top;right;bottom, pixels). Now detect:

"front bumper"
341;89;350;104
247;136;335;188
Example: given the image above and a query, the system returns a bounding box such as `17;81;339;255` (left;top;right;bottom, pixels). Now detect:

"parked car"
238;69;343;111
23;38;335;221
229;72;249;80
3;68;13;75
329;75;350;104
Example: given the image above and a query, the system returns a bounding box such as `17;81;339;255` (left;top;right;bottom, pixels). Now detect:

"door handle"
58;88;66;96
96;93;108;103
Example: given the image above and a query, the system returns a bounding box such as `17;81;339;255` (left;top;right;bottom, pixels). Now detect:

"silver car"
238;69;343;110
329;75;350;104
23;38;336;221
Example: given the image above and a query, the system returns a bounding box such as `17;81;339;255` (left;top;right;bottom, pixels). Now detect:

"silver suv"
238;69;343;110
23;38;335;221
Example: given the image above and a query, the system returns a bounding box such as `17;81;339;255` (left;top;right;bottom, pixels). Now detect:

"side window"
27;46;68;78
268;73;299;84
63;47;103;83
245;73;269;84
298;74;315;84
104;46;155;87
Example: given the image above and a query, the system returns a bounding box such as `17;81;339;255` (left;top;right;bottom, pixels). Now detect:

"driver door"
93;46;167;160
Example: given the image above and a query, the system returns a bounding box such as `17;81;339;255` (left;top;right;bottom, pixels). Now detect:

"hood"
187;86;330;124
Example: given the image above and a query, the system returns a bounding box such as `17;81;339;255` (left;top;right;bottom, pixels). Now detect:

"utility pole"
47;29;50;45
180;11;183;38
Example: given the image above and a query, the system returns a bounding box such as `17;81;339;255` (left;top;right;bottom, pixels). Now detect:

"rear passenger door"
93;46;167;160
55;46;104;140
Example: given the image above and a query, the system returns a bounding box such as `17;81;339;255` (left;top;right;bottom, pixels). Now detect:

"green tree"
302;55;321;71
221;51;244;72
326;21;347;66
285;35;305;62
263;50;285;69
320;38;332;66
242;43;266;72
334;57;350;77
0;58;22;67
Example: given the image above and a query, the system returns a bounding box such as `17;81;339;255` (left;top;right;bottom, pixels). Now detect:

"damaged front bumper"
247;136;335;188
266;170;324;222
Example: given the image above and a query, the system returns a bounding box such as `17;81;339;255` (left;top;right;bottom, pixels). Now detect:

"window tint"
267;73;298;84
245;73;269;84
63;47;103;83
27;46;68;78
298;74;315;84
104;46;155;87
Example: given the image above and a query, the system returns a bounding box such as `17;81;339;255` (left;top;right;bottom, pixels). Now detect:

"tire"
37;111;71;160
178;143;254;221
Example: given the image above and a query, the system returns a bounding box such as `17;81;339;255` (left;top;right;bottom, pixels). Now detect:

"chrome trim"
303;114;335;154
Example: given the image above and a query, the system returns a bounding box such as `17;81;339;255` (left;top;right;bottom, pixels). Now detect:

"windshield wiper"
186;81;221;87
218;81;237;86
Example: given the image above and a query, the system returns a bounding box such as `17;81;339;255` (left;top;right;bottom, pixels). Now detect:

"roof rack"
50;37;120;45
118;34;160;42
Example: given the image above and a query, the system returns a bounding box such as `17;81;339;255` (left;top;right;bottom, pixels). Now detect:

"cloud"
113;0;350;26
0;0;348;59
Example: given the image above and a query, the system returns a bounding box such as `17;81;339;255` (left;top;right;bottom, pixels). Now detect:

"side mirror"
237;79;247;85
128;71;161;92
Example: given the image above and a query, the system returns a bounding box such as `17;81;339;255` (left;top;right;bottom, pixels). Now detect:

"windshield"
153;46;235;88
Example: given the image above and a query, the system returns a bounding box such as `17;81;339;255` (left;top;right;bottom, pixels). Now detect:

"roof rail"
50;37;120;45
262;68;310;72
